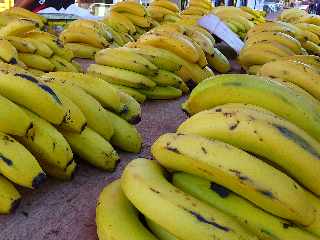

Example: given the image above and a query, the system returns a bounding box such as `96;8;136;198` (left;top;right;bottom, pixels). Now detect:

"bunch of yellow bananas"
0;63;143;215
147;0;181;24
180;0;212;18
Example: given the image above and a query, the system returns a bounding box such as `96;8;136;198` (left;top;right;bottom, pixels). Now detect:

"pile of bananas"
238;19;320;72
147;0;180;24
180;0;212;18
0;63;143;214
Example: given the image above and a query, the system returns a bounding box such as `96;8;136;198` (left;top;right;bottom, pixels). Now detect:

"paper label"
198;14;244;54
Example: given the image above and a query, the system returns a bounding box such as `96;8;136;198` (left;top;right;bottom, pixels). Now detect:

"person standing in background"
14;0;75;12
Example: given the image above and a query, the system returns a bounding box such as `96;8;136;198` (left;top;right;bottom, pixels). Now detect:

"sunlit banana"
182;74;320;142
111;84;147;103
5;36;36;54
96;179;157;240
206;48;230;73
19;53;55;72
298;14;320;26
294;23;320;38
151;0;179;12
87;64;156;89
3;7;46;27
173;173;319;240
0;39;18;64
121;159;258;240
0;175;21;214
64;43;99;59
147;6;177;21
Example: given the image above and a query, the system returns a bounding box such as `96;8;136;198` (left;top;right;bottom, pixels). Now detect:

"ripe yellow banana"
189;1;212;10
104;109;142;153
302;41;320;55
5;36;37;54
0;131;45;189
121;158;259;240
242;41;295;58
151;0;179;12
25;38;54;58
110;1;146;17
43;72;124;114
59;30;108;49
173;173;319;240
182;74;320;142
0;39;18;64
238;49;282;67
279;8;307;23
294;23;320;38
139;86;182;100
247;22;298;39
118;92;141;124
87;64;156;89
41;78;114;141
17;107;73;170
188;38;207;68
182;7;208;16
0;72;65;124
206;48;231;73
50;55;78;72
105;12;136;35
280;55;320;68
0;19;38;37
61;127;119;171
152;133;315;225
146;218;178;240
184;29;214;55
64;43;99;59
19;53;55;72
111;84;147;103
121;13;151;28
258;60;320;100
0;175;21;214
178;103;320;196
147;6;177;21
95;48;158;76
41;159;77;181
152;69;183;87
3;7;46;27
96;179;157;240
304;191;320;237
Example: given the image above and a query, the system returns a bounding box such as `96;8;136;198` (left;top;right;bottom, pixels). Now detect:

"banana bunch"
180;0;212;18
279;8;308;23
147;0;180;24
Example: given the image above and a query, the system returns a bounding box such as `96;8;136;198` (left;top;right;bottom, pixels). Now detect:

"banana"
148;6;177;21
71;60;83;73
87;64;156;89
242;41;295;58
189;1;212;10
16;107;73;169
0;39;18;64
188;38;207;68
103;25;126;46
151;23;185;34
281;55;320;68
5;36;36;54
184;29;214;55
27;68;45;77
163;14;181;23
40;160;77;181
139;86;182;100
25;38;54;58
258;60;320;100
246;22;298;39
245;31;303;55
119;32;135;45
0;175;21;214
152;69;183;87
298;14;320;26
206;48;231;73
0;61;27;73
238;48;282;67
105;11;136;35
137;31;200;63
279;8;307;23
151;0;179;12
0;19;38;37
42;72;124;114
302;41;320;56
41;78;114;141
121;13;151;28
110;1;146;17
111;84;147;103
300;30;320;45
59;30;108;49
294;23;320;38
18;53;55;72
217;15;254;32
146;218;178;240
64;43;99;59
182;7;208;16
118;92;141;124
49;55;78;72
305;191;320;237
212;6;254;19
61;127;119;171
121;158;258;240
67;19;109;39
0;131;45;189
104;109;142;153
96;179;157;240
0;72;65;124
95;48;158;76
3;7;46;27
173;173;319;240
187;26;216;46
178;103;320;196
246;65;262;75
152;133;315;225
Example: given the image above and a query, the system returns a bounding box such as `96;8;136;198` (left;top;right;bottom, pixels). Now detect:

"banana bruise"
139;86;182;100
146;218;180;240
152;133;315;226
118;92;141;124
258;60;320;100
178;103;320;196
173;173;319;240
64;43;99;59
183;74;320;142
17;107;73;170
61;127;119;171
0;175;21;214
111;84;147;103
49;55;79;72
104;109;142;153
43;72;124;114
87;64;156;89
96;179;157;240
95;48;158;76
0;72;65;125
0;131;45;189
121;158;259;240
41;79;114;141
206;48;231;73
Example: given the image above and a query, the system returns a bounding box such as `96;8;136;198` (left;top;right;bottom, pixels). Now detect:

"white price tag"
198;14;244;54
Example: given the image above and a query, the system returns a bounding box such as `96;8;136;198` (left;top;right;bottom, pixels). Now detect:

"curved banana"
151;0;179;12
294;23;320;38
147;6;177;21
188;38;207;68
25;38;54;58
146;218;179;240
87;64;156;89
139;86;182;100
118;92;141;124
95;48;158;76
182;74;320;142
111;84;147;103
302;41;320;56
0;19;38;37
152;69;183;87
96;179;157;240
41;160;77;181
178;103;320;196
152;133;315;225
19;53;55;72
173;173;319;240
17;107;73;170
0;175;21;214
121;13;151;28
61;127;119;171
238;48;283;67
110;2;146;17
184;29;214;55
49;55;78;72
280;55;320;68
5;36;37;54
0;39;18;64
3;7;46;27
105;11;136;35
189;1;212;10
258;60;320;100
121;158;258;240
64;43;99;60
59;30;108;49
206;48;231;73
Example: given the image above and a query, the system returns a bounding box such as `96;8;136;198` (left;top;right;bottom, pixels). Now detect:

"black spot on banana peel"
229;169;249;181
186;209;230;232
150;188;160;194
166;145;180;154
32;172;46;189
201;146;207;154
282;222;294;229
273;124;320;160
0;154;13;166
229;120;240;130
257;189;274;199
210;182;231;198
